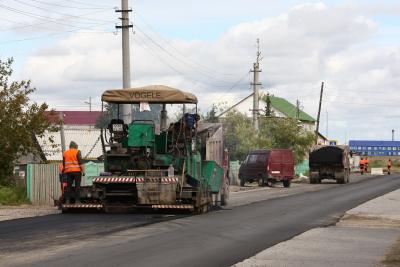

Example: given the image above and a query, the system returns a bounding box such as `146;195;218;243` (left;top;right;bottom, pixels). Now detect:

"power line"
203;71;251;111
133;23;244;85
133;10;237;77
134;33;250;97
64;0;111;9
324;86;397;95
134;33;205;86
0;28;113;45
0;7;112;33
28;0;112;10
11;0;114;24
134;29;249;88
0;4;111;30
301;98;400;108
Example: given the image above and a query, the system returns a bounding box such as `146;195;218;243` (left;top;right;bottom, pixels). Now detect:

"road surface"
1;174;399;267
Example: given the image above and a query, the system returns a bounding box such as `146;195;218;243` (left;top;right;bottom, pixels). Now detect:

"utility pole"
250;38;262;131
116;0;133;124
315;82;324;144
296;100;300;119
392;129;395;141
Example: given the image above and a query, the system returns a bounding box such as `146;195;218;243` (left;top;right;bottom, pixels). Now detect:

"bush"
370;160;384;168
393;160;400;167
0;186;30;205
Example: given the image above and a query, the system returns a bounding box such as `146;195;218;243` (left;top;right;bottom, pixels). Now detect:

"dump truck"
60;85;229;213
309;145;350;184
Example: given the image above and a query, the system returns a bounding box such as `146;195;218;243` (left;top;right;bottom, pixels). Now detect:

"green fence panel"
295;160;309;176
26;164;32;201
83;162;104;186
229;161;241;185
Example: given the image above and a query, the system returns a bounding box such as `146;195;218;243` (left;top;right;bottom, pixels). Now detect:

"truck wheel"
283;180;291;188
258;174;267;187
336;178;345;184
266;179;273;187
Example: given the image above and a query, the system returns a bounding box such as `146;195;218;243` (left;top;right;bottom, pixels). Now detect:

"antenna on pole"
250;38;262;131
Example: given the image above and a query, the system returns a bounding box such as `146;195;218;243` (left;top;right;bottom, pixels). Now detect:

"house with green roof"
263;94;316;132
219;93;317;133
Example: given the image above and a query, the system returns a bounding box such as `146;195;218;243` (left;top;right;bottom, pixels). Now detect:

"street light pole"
84;97;92;112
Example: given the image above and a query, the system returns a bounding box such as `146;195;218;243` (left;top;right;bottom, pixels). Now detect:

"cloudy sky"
0;0;399;142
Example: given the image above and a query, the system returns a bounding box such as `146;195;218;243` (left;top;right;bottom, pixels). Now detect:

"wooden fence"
27;164;60;206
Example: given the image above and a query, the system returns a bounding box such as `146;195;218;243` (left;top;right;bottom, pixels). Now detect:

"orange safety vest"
63;148;81;173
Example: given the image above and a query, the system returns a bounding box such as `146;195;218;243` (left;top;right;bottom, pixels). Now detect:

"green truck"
61;85;229;213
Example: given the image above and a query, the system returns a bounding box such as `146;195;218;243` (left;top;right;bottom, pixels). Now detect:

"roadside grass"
368;156;400;173
0;186;30;205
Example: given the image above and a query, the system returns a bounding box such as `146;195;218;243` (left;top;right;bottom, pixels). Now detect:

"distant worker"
364;156;369;173
63;141;85;204
387;159;392;175
359;157;365;175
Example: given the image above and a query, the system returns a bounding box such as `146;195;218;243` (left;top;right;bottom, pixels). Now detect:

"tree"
221;109;314;163
0;58;57;185
260;117;315;163
203;104;219;123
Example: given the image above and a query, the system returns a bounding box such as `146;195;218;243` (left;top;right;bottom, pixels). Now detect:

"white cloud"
18;2;400;141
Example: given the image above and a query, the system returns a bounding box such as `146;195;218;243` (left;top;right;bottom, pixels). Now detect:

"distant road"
1;174;399;267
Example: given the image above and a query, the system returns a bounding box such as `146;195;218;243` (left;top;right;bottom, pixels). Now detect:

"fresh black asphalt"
1;174;400;267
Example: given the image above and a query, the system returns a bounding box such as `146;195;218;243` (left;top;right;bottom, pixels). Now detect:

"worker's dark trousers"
65;172;82;202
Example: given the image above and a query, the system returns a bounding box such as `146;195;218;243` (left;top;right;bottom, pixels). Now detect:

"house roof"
36;128;102;161
264;95;316;122
45;111;102;125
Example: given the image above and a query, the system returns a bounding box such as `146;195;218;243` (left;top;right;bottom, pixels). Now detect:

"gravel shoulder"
0;205;59;222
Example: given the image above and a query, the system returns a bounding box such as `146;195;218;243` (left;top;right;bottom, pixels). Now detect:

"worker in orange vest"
359;157;365;175
364;156;369;173
62;141;85;204
387;159;392;175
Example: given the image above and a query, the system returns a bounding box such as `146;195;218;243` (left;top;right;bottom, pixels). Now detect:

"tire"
283;180;291;188
336;178;345;184
266;179;274;187
220;193;227;206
